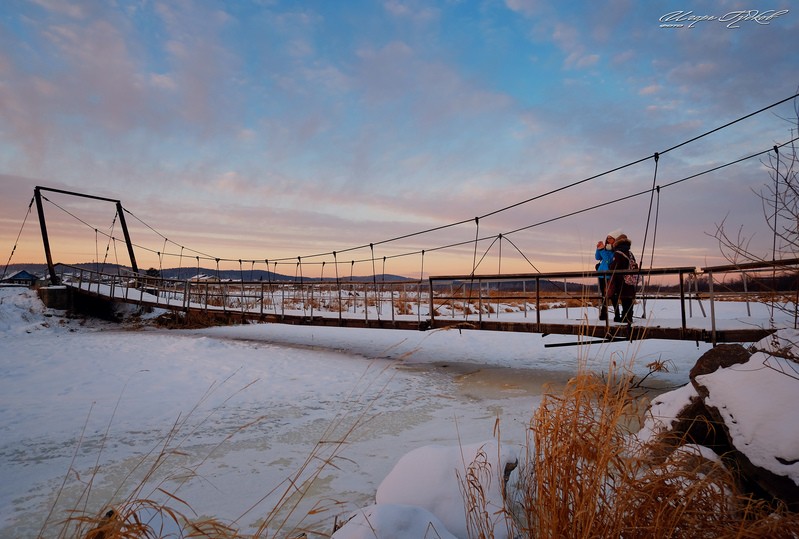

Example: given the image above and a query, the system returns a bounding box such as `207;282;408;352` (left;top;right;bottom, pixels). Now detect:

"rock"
688;343;751;398
648;338;799;509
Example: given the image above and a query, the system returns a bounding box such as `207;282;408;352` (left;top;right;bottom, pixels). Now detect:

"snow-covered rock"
332;504;458;539
374;440;518;539
638;330;799;507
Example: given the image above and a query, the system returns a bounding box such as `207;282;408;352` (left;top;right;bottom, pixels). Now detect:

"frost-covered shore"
0;285;792;537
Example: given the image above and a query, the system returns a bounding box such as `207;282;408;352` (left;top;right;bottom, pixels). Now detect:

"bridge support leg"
34;187;59;286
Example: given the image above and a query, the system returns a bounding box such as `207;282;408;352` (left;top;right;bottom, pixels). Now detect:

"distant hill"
1;262;411;283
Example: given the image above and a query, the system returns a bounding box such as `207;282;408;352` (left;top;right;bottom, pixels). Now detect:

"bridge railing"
428;266;699;330
52;260;798;340
54;264;431;323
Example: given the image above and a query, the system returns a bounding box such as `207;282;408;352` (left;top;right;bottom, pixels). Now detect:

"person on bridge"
595;230;620;321
606;233;637;324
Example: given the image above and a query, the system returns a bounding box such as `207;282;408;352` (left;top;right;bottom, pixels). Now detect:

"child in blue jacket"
595;230;620;321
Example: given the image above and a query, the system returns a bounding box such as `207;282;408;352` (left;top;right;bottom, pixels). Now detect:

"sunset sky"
1;1;798;278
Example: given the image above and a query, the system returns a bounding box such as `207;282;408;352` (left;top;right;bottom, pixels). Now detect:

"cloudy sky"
1;0;797;278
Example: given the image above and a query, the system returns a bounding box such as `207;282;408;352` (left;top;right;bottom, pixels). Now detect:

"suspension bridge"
16;186;797;347
5;93;799;346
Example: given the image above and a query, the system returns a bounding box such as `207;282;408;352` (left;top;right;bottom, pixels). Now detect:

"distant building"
1;270;40;287
188;274;220;282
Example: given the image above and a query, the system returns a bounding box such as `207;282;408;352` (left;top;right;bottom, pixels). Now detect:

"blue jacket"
595;247;614;280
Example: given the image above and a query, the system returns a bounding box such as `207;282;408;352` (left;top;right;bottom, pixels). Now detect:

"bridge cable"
94;228;99;272
465;217;481;322
107;96;799;272
99;210;117;274
418;249;425;324
38;96;799;278
635;152;660;318
640;152;660;270
230;91;799;267
497;234;503;317
332;252;342;321
771;144;780;324
47;134;797;280
370;243;378;318
659;91;799;156
502;235;540;273
2;197;34;280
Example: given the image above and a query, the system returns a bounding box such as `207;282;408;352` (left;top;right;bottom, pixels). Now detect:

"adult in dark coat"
606;234;637;323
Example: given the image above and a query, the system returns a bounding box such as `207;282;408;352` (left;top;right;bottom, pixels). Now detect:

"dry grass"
500;358;799;539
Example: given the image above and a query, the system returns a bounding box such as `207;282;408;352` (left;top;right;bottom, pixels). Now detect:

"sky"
1;0;798;278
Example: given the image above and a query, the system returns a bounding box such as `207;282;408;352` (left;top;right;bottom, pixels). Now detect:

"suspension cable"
2;197;34;280
27;94;799;276
640;152;660;267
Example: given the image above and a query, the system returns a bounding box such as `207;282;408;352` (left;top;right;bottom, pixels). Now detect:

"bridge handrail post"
679;270;687;331
535;277;541;331
260;282;265;317
523;280;527;319
429;277;435;325
390;285;395;323
364;282;368;324
742;271;751;317
337;281;343;323
184;280;189;311
708;270;717;346
417;281;422;323
478;279;483;324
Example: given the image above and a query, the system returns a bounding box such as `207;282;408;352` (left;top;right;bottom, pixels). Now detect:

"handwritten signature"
659;9;789;29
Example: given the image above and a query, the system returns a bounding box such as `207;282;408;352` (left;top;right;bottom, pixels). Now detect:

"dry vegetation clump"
504;360;799;538
152;310;239;329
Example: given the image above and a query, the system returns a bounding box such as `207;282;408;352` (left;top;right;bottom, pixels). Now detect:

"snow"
0;285;796;538
374;440;517;539
696;330;799;481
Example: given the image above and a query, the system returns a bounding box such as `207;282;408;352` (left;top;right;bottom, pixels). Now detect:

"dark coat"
607;238;636;300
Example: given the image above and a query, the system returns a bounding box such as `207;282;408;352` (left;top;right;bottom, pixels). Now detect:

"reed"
501;354;799;538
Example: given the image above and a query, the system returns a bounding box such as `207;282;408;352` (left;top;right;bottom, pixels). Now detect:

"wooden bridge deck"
60;281;775;345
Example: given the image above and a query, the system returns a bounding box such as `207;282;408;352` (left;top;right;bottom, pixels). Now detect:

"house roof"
4;270;39;281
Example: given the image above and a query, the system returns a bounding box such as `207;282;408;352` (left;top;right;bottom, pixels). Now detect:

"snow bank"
363;440;517;539
332;504;458;539
696;329;799;484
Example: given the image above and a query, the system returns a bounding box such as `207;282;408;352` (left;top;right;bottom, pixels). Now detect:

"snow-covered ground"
0;285;794;537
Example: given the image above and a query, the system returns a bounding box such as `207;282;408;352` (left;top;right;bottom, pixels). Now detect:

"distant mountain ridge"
2;262;412;283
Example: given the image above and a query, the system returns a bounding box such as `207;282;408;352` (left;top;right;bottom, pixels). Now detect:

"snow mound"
332;503;458;539
374;440;518;539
